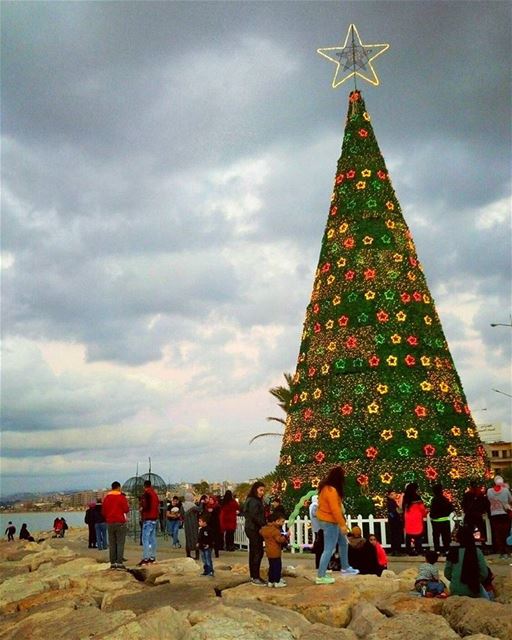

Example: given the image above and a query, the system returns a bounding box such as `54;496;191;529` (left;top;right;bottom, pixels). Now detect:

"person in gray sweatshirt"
486;475;512;558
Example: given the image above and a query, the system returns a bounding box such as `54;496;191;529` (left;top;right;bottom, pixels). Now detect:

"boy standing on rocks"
260;512;289;588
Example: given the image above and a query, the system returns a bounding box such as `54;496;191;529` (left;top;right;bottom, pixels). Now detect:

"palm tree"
249;372;293;444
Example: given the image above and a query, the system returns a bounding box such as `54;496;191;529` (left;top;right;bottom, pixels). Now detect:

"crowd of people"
4;468;511;599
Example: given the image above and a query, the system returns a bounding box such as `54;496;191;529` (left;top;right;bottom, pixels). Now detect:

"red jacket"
404;500;428;535
220;499;239;532
102;490;130;524
140;487;160;521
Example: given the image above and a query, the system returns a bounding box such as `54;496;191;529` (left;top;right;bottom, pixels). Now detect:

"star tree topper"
317;24;389;88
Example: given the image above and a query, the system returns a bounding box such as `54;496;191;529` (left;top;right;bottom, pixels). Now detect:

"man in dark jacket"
430;483;454;555
139;480;160;566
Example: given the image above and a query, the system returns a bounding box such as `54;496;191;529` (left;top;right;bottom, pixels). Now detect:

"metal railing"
234;514;494;553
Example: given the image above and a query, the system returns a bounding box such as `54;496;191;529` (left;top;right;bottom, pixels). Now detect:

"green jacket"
444;548;489;598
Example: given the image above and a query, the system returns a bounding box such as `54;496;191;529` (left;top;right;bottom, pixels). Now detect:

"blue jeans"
142;520;157;560
95;522;108;550
318;521;349;576
167;519;180;545
200;547;214;575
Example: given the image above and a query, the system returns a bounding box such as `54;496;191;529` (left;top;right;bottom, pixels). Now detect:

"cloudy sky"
1;1;511;496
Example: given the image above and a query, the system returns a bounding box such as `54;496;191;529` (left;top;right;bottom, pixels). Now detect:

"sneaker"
250;578;266;586
267;582;275;588
148;557;156;563
315;575;336;585
273;580;287;588
341;567;359;575
109;564;117;569
137;559;150;566
116;564;126;571
436;592;448;599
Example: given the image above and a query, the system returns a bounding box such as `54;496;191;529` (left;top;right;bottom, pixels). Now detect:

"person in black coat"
84;503;97;548
243;481;267;585
430;484;454;555
347;526;382;576
386;489;404;555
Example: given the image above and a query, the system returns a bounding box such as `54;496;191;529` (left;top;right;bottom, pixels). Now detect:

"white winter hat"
494;475;504;485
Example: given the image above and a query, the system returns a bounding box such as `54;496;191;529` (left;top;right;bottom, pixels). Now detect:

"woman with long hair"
243;481;267;585
402;482;428;556
444;524;491;598
316;466;359;584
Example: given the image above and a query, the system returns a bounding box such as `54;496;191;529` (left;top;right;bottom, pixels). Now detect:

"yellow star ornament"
317;24;389;88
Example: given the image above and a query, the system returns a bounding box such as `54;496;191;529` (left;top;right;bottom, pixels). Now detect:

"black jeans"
107;523;127;565
268;557;282;583
313;529;324;569
389;520;403;553
431;521;451;553
405;532;423;555
225;529;235;550
245;529;264;579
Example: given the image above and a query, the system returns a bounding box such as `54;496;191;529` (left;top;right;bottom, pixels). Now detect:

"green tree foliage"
276;90;490;516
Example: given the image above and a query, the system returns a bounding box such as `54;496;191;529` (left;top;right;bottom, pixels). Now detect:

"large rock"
0;575;49;614
347;573;401;602
366;612;460;640
0;556;112;613
299;624;358;640
376;591;445;616
493;574;512;604
347;601;386;638
206;598;312;637
441;596;512;640
130;557;200;584
222;577;360;627
185;603;297;639
97;605;191;639
0;606;136;640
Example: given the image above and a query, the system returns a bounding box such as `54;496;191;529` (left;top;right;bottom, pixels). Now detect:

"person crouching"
260;512;289;588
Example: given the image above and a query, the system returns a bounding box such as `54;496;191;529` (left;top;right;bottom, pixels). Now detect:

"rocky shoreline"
1;528;511;639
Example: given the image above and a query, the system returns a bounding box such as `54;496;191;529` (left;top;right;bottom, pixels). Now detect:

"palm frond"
249;432;284;444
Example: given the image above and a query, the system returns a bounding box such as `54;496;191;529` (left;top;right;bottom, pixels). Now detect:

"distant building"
477;423;503;443
483;441;512;476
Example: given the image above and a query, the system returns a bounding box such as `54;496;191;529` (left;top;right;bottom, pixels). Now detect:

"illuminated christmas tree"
276;27;490;516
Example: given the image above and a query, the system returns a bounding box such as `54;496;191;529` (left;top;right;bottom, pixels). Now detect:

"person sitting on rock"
444;524;492;599
347;526;381;575
19;523;35;542
414;550;447;597
369;533;388;574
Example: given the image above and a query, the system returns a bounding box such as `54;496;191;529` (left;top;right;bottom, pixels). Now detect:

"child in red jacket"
369;533;388;575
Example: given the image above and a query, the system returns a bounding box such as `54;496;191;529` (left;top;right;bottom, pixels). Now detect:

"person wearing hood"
183;493;200;560
486;475;512;558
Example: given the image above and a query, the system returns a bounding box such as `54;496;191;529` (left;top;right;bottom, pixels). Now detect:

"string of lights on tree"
276;25;491;516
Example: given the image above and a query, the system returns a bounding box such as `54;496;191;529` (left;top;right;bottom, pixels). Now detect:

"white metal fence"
234;514;494;553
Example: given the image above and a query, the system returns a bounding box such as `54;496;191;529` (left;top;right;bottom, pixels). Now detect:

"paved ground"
55;528;512;577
